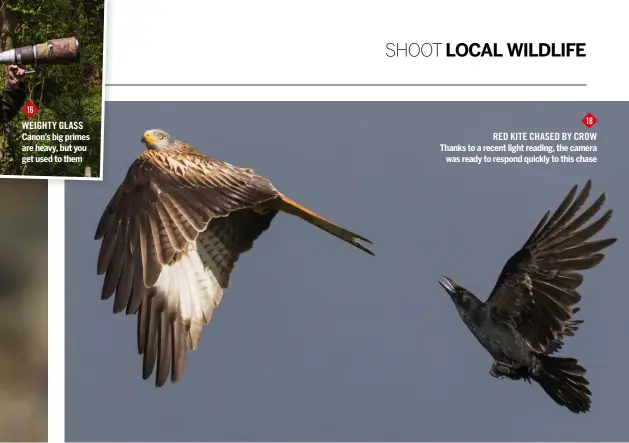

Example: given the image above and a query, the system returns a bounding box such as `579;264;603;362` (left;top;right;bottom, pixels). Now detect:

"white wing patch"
153;241;222;350
150;224;237;354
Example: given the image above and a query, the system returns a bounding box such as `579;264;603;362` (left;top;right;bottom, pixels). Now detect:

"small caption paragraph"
20;121;89;166
441;132;598;165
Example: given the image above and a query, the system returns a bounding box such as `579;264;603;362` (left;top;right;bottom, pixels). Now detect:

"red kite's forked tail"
270;194;374;256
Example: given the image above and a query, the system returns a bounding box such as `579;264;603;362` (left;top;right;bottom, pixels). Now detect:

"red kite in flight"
95;129;373;386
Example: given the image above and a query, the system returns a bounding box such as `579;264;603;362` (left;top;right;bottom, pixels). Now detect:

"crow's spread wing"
543;307;583;355
485;180;615;353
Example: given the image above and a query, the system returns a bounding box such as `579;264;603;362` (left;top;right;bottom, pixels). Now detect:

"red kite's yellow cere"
95;129;374;387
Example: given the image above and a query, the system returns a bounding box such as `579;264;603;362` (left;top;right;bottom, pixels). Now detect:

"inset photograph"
66;102;628;442
0;178;47;441
0;0;105;179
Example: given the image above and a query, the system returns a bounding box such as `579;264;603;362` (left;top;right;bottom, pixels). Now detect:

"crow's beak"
438;276;457;295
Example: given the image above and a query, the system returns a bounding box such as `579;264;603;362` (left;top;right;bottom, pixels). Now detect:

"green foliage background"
1;0;104;177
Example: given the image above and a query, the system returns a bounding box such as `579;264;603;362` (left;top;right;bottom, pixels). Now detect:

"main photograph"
65;102;628;442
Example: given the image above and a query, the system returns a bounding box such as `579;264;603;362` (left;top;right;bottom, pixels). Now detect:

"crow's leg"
489;360;514;379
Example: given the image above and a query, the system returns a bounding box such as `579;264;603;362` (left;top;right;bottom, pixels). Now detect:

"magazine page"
57;1;629;442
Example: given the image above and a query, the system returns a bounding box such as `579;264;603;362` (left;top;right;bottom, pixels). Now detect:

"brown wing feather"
96;147;279;307
95;144;280;386
200;208;279;289
137;208;278;386
485;180;616;353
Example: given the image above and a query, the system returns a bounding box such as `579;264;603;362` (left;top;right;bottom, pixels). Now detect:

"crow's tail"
533;355;591;414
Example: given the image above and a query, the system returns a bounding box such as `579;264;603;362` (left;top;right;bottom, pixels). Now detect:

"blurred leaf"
0;178;47;441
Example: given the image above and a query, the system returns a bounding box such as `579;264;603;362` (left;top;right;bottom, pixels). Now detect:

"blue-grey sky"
66;102;629;441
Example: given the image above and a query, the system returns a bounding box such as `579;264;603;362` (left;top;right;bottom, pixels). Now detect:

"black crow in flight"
438;180;616;414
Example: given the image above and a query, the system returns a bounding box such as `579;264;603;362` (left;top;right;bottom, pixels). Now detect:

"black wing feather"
485;180;616;353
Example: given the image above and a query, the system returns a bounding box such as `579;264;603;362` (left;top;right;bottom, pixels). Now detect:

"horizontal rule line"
106;83;587;87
